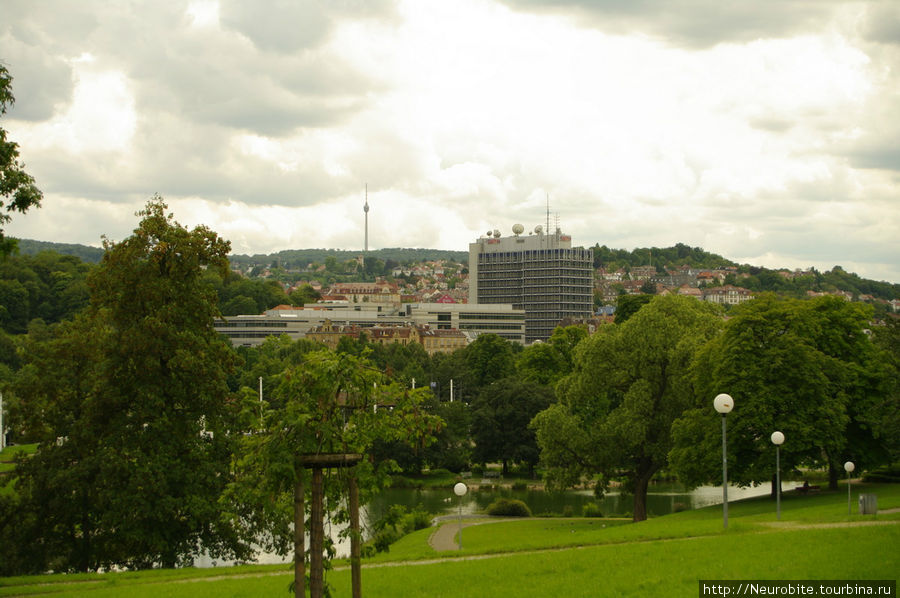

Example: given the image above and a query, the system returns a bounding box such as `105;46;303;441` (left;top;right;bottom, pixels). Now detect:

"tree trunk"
349;469;361;598
310;467;324;598
632;473;651;522
293;476;305;598
770;472;779;498
828;460;839;491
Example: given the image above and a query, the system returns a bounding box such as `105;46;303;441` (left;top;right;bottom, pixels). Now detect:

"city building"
215;301;525;347
306;321;468;355
702;285;754;305
468;224;593;343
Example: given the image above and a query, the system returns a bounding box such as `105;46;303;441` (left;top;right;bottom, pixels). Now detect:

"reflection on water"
195;480;799;566
368;480;801;521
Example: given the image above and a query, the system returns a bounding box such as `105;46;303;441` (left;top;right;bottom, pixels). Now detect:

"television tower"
363;184;369;252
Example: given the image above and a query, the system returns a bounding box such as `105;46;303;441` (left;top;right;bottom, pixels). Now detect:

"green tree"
614;294;653;323
3;197;245;572
471;377;554;476
871;316;900;463
289;283;321;306
422;397;472;472
532;295;723;521
516;342;566;386
463;333;517;391
225;349;441;595
669;294;887;493
0;65;43;255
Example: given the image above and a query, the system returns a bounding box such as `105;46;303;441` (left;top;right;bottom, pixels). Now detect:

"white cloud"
2;0;899;283
10;61;136;155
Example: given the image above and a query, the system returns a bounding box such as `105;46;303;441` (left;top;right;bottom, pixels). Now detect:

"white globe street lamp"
453;482;468;550
844;461;855;516
713;393;734;530
771;431;785;520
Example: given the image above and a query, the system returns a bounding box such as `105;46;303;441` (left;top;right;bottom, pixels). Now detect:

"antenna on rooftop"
546;193;550;238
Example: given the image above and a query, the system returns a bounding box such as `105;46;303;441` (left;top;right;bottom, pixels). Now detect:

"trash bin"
858;493;877;515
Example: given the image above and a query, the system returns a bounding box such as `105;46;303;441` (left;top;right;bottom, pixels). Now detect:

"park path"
427;516;508;552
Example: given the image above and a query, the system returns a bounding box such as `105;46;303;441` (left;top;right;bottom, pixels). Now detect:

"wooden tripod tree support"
296;453;364;598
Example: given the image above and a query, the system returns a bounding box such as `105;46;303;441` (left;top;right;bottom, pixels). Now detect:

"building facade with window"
215;302;525;347
468;226;593;343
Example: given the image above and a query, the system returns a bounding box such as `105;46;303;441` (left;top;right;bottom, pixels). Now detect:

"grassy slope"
2;483;897;597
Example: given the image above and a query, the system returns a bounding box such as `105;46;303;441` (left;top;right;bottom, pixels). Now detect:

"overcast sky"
2;1;899;282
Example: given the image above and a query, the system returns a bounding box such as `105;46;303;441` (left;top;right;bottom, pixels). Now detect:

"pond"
367;480;801;522
195;479;798;566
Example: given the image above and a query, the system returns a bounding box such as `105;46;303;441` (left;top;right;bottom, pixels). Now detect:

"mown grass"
2;482;897;597
0;443;38;474
0;444;39;463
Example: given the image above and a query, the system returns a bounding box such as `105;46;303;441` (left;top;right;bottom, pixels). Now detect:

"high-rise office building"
468;224;593;343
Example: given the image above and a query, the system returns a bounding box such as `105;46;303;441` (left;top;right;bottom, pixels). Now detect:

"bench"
795;484;820;494
481;471;502;483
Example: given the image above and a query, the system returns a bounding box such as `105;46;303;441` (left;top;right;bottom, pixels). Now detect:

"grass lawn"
0;444;38;463
2;482;897;597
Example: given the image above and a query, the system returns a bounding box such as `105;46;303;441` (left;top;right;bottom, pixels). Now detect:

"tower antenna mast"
546;193;550;237
364;184;369;252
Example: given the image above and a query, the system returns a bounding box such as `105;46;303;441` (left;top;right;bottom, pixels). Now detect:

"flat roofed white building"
215;302;525;347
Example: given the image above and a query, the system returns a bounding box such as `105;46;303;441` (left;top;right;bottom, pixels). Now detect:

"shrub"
404;508;433;533
862;464;900;483
372;528;399;553
367;504;433;554
486;498;532;517
562;505;574;518
510;481;527;491
582;502;603;518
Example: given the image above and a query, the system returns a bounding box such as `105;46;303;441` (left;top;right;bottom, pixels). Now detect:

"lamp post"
453;482;468;550
844;461;855;516
771;431;784;520
713;393;734;530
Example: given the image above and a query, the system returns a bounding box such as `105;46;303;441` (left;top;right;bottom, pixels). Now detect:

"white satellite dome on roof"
512;223;524;235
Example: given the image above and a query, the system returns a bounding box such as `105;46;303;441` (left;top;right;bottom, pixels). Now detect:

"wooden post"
293;475;305;598
309;466;324;598
349;468;361;598
297;453;363;598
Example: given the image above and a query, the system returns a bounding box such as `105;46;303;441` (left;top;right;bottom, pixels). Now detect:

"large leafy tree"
471;377;554;476
463;333;517;391
532;295;723;521
3;198;245;572
224;349;441;596
670;294;891;492
0;65;43;255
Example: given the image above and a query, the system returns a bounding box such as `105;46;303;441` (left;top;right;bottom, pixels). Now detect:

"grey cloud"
862;4;900;45
844;100;900;172
500;0;840;48
0;38;74;121
220;0;332;53
219;0;397;53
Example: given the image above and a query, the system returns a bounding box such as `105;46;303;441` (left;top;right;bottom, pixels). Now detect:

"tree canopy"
532;295;723;521
0;65;43;255
670;294;894;491
2;198;244;573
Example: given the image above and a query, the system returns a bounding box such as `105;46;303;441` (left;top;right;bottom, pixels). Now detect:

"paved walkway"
428;516;519;551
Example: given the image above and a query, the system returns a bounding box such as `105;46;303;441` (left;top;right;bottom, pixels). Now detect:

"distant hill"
228;247;469;269
11;239;898;301
13;238;105;263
